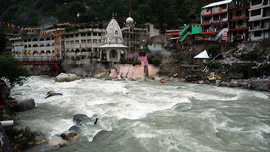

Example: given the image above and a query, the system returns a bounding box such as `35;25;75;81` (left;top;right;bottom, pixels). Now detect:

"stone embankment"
0;80;46;151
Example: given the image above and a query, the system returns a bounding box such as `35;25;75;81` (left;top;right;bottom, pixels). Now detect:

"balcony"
249;24;270;31
15;57;62;62
229;24;249;31
212;7;227;14
201;28;217;34
201;9;211;16
229;16;249;21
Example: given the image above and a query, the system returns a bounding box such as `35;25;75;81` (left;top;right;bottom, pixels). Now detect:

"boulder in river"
92;130;110;142
12;99;35;112
250;81;270;91
46;91;63;98
73;114;98;126
55;73;79;82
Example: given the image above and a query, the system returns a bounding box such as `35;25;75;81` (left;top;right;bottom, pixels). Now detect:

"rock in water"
68;126;81;134
12;99;35;112
46;91;63;98
92;130;110;142
73;114;91;126
55;73;79;82
250;81;269;91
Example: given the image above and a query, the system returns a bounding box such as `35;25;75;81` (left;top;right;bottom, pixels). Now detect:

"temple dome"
105;19;123;44
126;17;134;24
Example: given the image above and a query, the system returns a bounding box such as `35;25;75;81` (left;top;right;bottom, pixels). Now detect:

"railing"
15;57;62;62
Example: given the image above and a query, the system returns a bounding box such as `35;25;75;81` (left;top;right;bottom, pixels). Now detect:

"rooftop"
203;0;232;9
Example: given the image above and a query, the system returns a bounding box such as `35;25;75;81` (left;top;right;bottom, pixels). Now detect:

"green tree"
0;55;30;85
0;28;29;85
0;27;7;53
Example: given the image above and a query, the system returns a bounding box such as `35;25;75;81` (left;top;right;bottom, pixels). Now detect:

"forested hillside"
0;0;219;28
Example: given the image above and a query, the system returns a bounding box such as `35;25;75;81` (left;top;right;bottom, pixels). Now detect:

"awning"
194;50;209;59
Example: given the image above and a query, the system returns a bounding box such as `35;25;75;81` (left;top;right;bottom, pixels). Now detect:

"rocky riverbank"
0;80;46;151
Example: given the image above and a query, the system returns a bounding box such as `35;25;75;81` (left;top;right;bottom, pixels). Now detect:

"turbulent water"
11;76;270;152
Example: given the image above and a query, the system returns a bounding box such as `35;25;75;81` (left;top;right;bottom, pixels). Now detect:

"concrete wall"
111;64;160;79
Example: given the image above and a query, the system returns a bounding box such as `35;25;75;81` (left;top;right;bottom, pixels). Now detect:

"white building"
249;0;270;41
10;35;58;61
201;0;231;41
62;28;105;67
99;19;127;62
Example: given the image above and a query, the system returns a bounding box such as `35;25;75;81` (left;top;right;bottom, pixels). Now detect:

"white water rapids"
11;76;270;152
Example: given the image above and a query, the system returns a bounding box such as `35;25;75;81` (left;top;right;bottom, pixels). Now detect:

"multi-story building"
10;34;58;61
228;1;250;42
122;26;149;55
201;0;231;41
249;0;270;41
62;28;105;67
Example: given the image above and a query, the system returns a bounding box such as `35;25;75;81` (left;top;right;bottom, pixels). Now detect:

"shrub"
206;44;223;59
0;55;30;85
148;57;161;67
204;61;222;71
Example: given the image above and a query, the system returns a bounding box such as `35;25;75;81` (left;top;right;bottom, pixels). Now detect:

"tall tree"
0;27;7;54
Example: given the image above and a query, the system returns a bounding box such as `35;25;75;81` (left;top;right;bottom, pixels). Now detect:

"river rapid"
11;76;270;152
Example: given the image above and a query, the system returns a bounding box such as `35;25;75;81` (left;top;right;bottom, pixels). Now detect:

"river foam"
11;76;270;152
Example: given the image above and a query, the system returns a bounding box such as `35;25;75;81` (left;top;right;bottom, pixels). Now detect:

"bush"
120;58;141;66
120;58;128;64
0;55;30;85
206;44;223;59
148;57;161;67
261;64;270;75
240;50;264;62
204;61;221;71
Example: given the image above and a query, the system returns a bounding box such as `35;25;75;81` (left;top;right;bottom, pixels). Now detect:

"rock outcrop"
12;99;35;112
250;81;270;91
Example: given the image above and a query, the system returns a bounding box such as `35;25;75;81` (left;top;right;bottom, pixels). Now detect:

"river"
11;76;270;152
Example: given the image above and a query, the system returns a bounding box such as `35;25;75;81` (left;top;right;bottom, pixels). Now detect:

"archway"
110;50;118;60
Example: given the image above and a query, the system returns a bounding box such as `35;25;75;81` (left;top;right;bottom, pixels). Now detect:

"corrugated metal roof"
203;0;232;9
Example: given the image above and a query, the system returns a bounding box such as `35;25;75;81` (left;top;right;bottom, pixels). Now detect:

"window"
33;38;38;41
139;52;146;57
87;33;91;36
81;33;86;37
251;9;261;16
98;33;101;36
93;39;97;43
238;20;243;26
236;10;241;17
87;39;91;43
40;38;44;41
254;31;261;37
46;38;50;41
65;35;69;38
75;40;79;44
99;40;101;43
70;41;74;44
70;34;74;38
115;30;118;35
24;39;27;42
252;0;262;6
93;32;97;36
75;33;79;37
81;40;86;44
110;50;117;59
